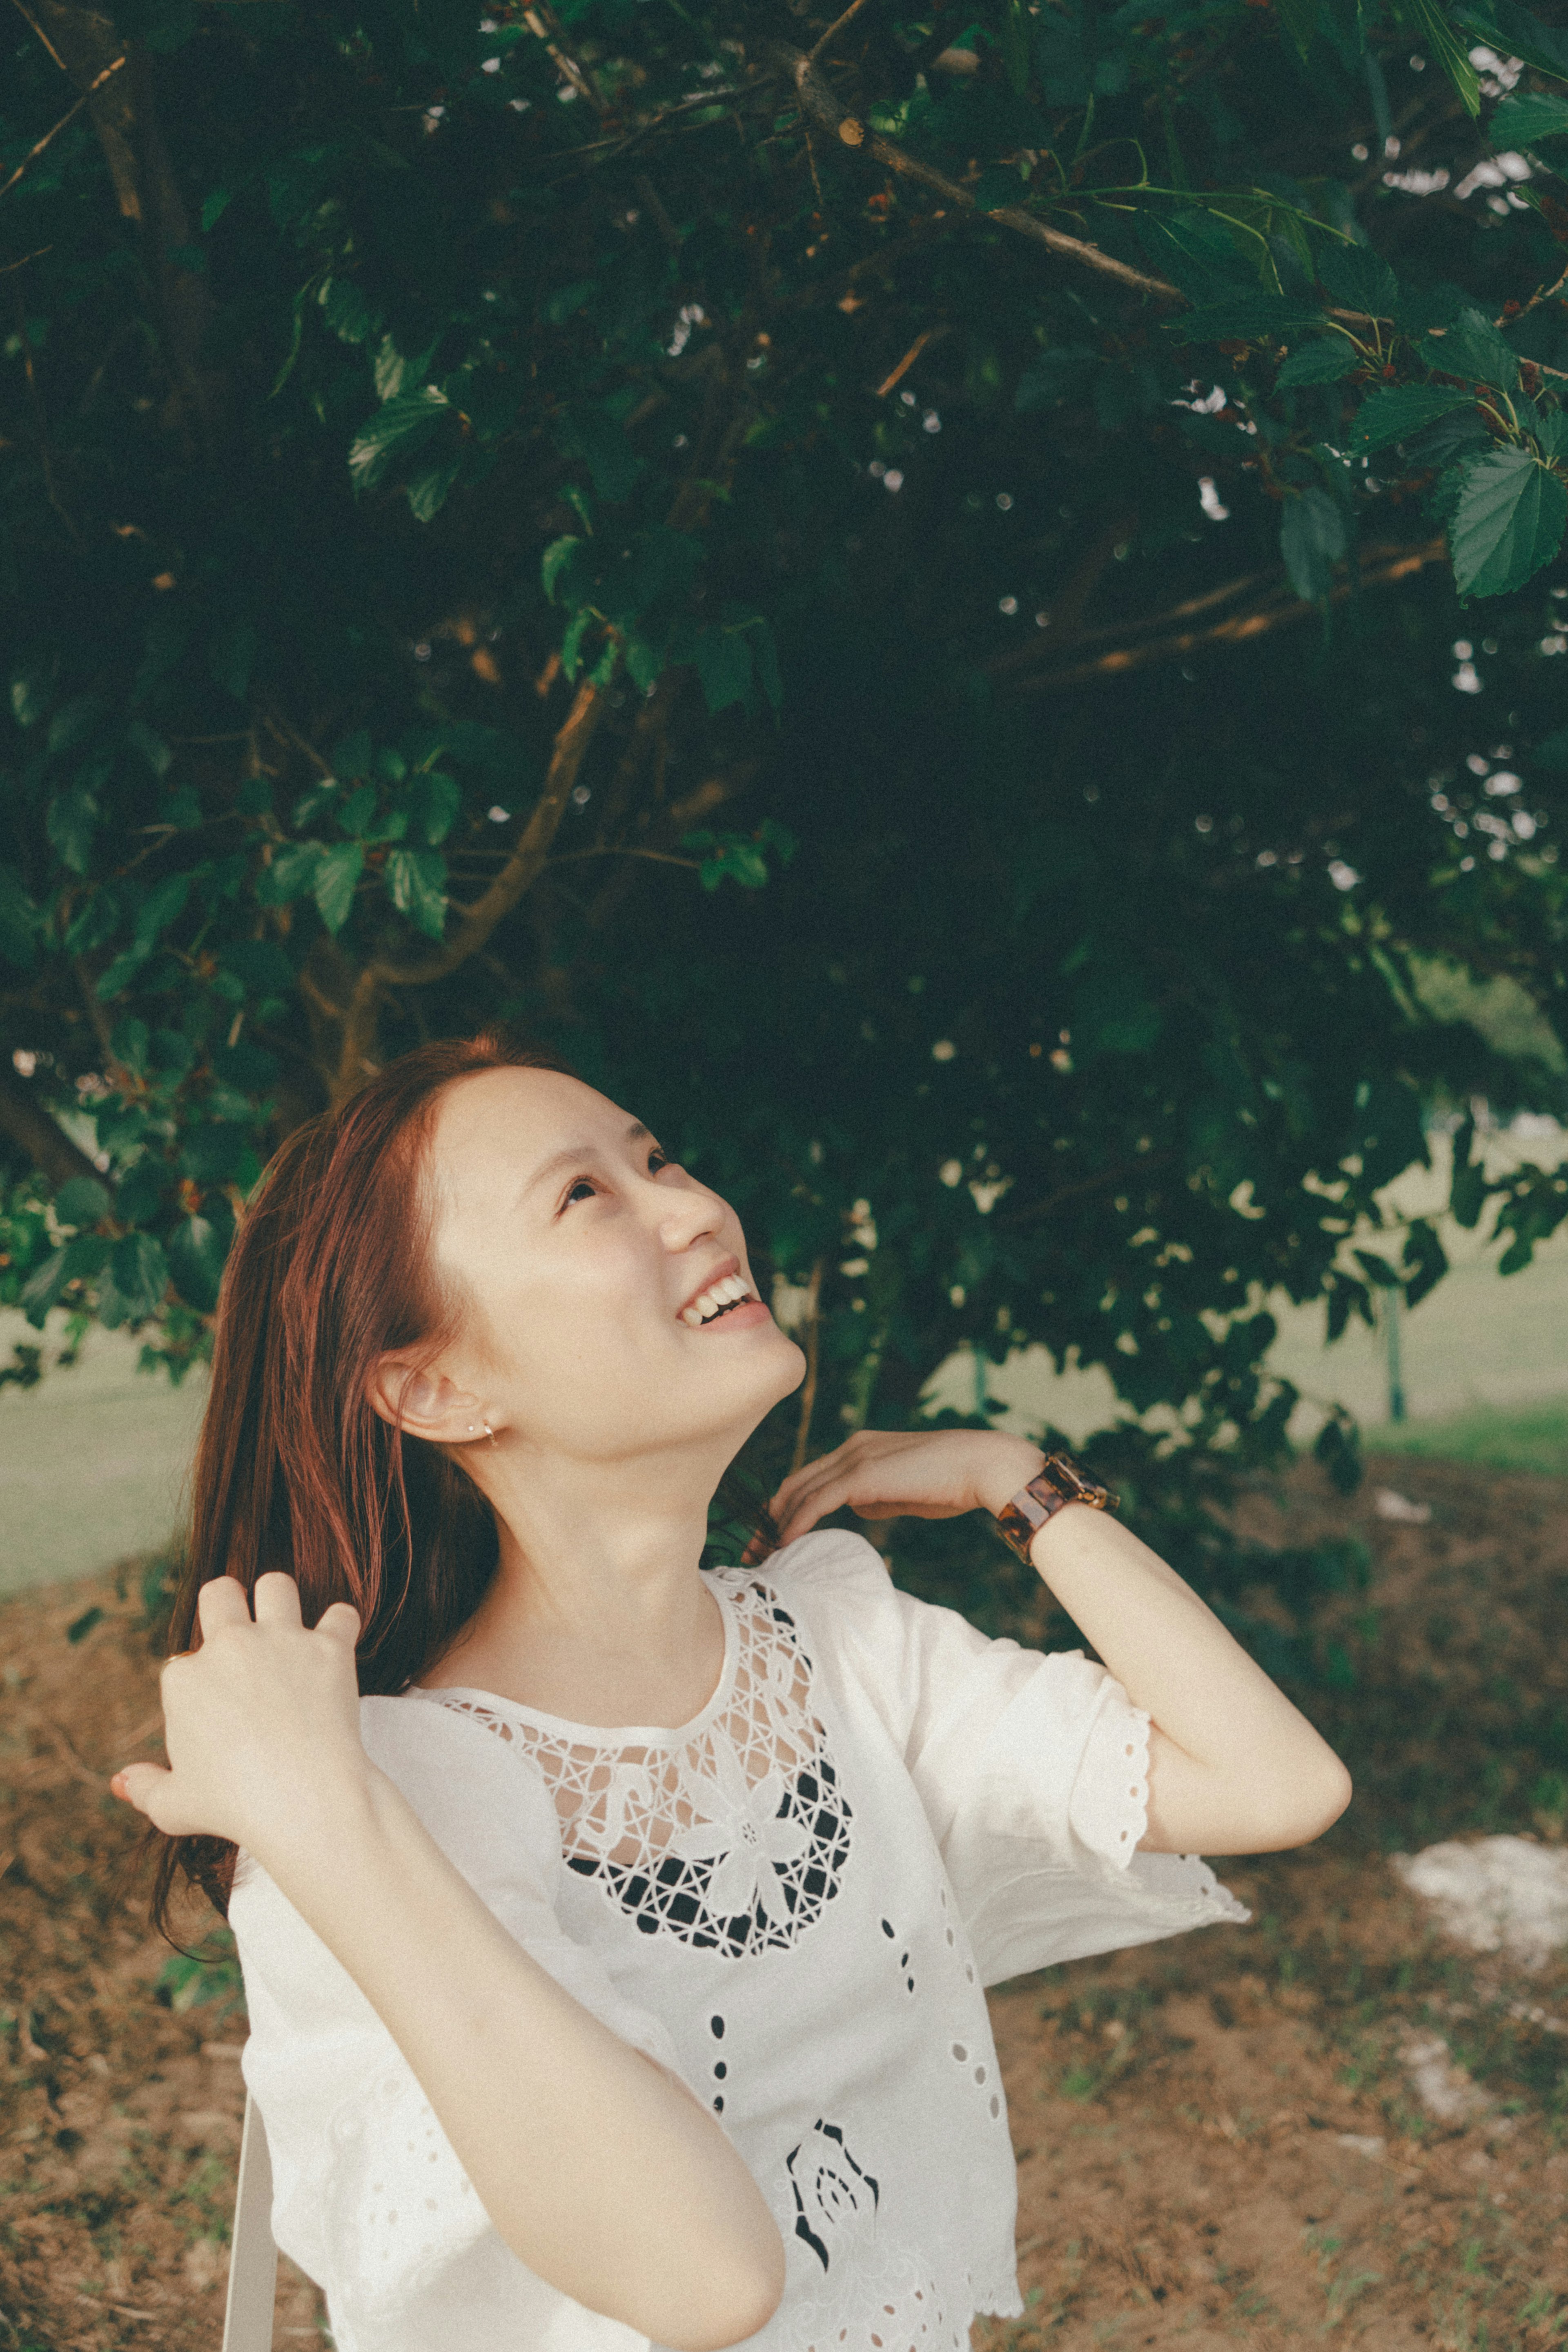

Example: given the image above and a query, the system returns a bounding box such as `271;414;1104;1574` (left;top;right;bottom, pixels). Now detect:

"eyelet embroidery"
434;1577;853;1959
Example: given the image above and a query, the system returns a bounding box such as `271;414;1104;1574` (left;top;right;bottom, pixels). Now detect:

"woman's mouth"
681;1274;756;1328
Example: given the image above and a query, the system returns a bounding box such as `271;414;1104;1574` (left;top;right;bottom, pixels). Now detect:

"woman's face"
416;1067;806;1462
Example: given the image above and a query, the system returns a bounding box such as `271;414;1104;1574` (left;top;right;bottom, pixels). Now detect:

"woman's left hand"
767;1429;1046;1551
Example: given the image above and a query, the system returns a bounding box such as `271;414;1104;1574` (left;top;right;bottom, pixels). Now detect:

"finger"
252;1572;304;1627
196;1574;252;1637
314;1598;362;1649
109;1760;185;1833
769;1457;844;1519
775;1478;851;1547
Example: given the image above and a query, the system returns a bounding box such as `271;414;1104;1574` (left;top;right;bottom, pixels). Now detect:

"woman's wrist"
974;1437;1047;1519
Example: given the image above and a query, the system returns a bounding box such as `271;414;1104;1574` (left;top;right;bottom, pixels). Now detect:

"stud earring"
483;1421;496;1445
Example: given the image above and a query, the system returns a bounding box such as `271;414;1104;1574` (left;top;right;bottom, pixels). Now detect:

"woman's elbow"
666;2237;786;2352
1262;1753;1353;1850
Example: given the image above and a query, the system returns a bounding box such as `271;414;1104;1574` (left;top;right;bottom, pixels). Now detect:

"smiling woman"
114;1026;1349;2352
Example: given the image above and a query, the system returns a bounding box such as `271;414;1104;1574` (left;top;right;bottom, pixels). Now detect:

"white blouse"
229;1530;1246;2352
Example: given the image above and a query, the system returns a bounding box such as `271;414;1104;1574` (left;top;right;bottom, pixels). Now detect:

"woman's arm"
114;1575;784;2352
769;1431;1352;1857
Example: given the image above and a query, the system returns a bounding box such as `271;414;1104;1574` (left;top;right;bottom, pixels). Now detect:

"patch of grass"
1369;1400;1568;1477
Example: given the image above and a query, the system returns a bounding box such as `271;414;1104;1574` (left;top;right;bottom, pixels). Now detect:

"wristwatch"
991;1451;1120;1563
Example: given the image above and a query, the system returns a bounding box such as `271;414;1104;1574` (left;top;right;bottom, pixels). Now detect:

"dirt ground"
4;1456;1568;2350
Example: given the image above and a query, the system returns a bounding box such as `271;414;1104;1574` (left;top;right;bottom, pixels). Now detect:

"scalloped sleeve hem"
768;1533;1248;1989
925;1649;1249;1985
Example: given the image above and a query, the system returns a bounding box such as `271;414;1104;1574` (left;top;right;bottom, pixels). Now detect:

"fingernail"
109;1771;127;1798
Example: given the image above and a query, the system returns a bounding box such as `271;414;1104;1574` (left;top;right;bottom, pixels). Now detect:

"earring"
483;1421;496;1445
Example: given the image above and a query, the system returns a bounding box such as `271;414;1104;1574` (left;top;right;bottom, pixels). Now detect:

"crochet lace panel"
432;1576;852;1962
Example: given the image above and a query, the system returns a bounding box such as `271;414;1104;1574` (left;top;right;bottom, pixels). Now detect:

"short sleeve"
229;1694;674;2352
769;1530;1247;1989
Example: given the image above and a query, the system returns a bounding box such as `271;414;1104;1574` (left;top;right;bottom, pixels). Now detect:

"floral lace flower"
670;1741;811;1922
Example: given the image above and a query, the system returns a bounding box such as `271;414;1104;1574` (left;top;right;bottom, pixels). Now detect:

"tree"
6;0;1568;1643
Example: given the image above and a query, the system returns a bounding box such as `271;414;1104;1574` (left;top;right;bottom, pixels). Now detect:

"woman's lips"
688;1297;771;1333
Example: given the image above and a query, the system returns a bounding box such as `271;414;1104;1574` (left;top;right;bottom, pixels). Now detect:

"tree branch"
330;669;612;1099
1003;538;1449;692
808;0;873;69
777;45;1182;302
0;1066;104;1190
1001;1154;1175;1230
0;51;123;203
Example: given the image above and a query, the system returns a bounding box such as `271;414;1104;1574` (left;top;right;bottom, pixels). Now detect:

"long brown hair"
149;1028;573;1937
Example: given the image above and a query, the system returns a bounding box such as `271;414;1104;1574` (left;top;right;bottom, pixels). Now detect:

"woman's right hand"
111;1572;368;1858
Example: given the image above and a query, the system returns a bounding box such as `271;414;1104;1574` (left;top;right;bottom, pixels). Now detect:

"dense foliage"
9;0;1568;1643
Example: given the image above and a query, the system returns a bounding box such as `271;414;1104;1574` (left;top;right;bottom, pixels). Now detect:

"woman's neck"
419;1452;730;1731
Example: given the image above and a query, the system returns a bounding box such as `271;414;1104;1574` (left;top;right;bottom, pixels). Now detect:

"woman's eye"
648;1148;669;1175
563;1178;597;1207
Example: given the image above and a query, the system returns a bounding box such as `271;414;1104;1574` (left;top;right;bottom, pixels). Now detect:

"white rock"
1392;1836;1568;1968
1336;2133;1387;2159
1374;1488;1431;1523
1401;2033;1489;2122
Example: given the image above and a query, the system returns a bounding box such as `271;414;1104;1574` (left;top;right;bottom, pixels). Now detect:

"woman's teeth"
682;1274;753;1327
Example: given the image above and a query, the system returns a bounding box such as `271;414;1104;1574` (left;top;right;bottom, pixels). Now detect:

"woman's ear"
368;1355;488;1445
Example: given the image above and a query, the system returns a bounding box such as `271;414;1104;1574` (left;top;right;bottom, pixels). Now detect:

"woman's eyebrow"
521;1121;651;1200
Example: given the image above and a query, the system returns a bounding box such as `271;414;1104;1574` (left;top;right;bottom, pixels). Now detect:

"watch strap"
992;1452;1119;1563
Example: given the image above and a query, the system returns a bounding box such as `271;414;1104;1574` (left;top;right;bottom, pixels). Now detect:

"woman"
113;1029;1350;2352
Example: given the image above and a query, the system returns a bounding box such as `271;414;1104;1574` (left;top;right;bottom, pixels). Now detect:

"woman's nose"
658;1175;726;1246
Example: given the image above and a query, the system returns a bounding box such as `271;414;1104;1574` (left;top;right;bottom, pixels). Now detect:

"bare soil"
4;1456;1568;2350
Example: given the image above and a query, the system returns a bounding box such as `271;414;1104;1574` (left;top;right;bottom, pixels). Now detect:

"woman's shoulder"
357;1688;562;1859
751;1525;896;1604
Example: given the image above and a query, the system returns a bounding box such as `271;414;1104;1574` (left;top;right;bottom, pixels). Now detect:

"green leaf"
372;334;437;403
564;408;644;505
695;625;754;715
1448;447;1568;596
1276;337;1361;386
1313;1408;1363;1495
542;536;581;601
124;718;173;777
110;1232;170;1320
1280;487;1347;601
312;841;364;934
1315;242;1400;318
200;185;234;232
1169;292;1297;346
1396;0;1482;114
1350;383;1473;453
53;1175;112;1228
111;1017;151;1074
0;865;40;969
19;1245;69;1327
384;846;447;939
409;455;463;522
1453;0;1568;84
1491;90;1568;145
1422;307;1520;392
347;388;451;493
321;276;381;346
254;840;325;906
167;1213;229;1311
47;783;100;875
336;784;377;838
1274;0;1320;59
407;771;462;845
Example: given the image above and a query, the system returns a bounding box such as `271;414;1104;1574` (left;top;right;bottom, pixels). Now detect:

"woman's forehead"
426;1066;630;1206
